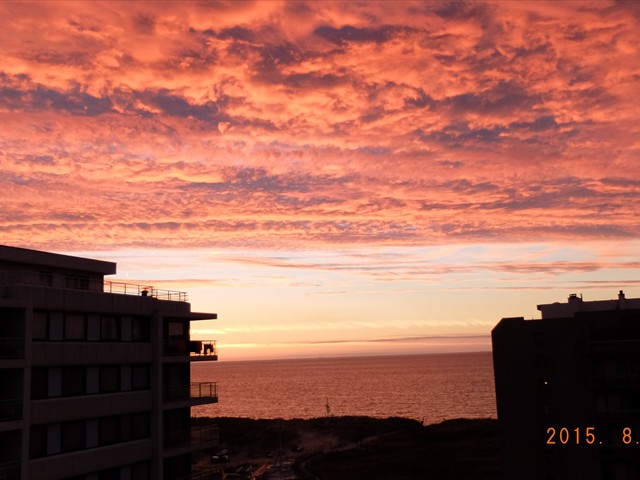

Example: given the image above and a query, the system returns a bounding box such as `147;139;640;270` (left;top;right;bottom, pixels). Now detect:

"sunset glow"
2;1;639;360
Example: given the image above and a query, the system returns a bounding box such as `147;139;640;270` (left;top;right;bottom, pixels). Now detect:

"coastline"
192;416;500;479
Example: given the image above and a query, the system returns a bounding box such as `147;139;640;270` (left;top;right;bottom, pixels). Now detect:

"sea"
191;351;496;424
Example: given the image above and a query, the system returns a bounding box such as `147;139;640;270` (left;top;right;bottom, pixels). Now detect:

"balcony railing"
190;340;218;361
164;424;219;447
0;398;22;421
164;383;218;404
191;382;218;400
0;339;24;359
0;271;188;301
104;281;188;302
166;340;218;358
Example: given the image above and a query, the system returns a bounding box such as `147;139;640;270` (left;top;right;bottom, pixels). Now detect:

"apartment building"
492;292;640;480
0;245;219;480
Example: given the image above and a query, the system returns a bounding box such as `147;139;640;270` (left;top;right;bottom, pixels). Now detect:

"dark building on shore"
0;245;219;480
493;292;640;480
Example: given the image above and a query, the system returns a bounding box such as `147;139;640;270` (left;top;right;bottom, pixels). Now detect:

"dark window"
33;312;49;340
131;412;150;439
64;314;86;340
132;461;150;480
132;317;150;342
101;316;119;341
168;321;185;338
38;271;53;286
120;414;131;442
98;468;120;480
132;365;150;390
534;331;545;346
31;368;49;399
65;274;90;290
61;421;85;452
100;366;120;393
99;416;120;446
540;401;551;415
29;425;47;458
62;367;86;397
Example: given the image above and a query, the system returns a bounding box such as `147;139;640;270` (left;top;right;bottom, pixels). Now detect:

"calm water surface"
191;352;496;423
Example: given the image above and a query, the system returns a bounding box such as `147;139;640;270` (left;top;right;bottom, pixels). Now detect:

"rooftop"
0;244;116;275
537;290;640;319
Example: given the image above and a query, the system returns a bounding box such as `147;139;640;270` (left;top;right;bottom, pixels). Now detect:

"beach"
192;416;500;479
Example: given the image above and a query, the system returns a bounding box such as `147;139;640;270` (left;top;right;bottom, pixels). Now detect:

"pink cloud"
0;1;639;250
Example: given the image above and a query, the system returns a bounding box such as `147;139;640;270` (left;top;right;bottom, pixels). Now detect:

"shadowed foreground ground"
193;416;500;480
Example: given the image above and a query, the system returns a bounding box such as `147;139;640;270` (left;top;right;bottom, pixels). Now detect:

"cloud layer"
1;1;639;250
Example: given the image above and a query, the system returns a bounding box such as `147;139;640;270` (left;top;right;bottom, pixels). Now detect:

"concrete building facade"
0;245;219;480
492;292;640;480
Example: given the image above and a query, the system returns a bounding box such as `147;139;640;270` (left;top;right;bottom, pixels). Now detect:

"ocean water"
191;352;496;424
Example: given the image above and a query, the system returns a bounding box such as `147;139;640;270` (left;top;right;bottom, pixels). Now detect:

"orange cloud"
0;1;639;250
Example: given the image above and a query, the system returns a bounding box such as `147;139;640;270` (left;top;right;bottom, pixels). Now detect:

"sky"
1;1;639;361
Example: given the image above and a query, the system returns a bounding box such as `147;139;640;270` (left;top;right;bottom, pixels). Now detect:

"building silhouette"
492;292;640;480
0;245;219;479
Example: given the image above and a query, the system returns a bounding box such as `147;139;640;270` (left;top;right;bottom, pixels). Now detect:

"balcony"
164;424;219;449
191;382;219;406
164;382;218;406
0;270;188;301
104;280;188;302
189;341;218;362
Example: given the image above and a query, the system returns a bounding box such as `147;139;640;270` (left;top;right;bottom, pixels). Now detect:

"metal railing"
191;382;218;400
0;271;188;301
164;382;218;402
104;281;188;302
189;340;218;357
164;424;219;447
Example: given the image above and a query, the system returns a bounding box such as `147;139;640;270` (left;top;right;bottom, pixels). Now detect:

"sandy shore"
192;416;500;480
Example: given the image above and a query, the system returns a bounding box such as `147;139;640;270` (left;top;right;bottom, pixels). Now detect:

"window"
65;274;90;290
33;312;49;340
101;316;119;341
29;425;47;459
38;271;53;286
64;314;86;340
62;367;85;396
132;461;150;480
132;365;150;390
132;317;150;342
99;416;120;446
100;366;120;393
31;368;49;399
168;321;184;338
131;412;150;440
61;421;85;452
98;468;120;480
